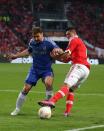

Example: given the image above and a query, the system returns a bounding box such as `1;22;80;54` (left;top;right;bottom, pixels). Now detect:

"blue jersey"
25;37;59;86
28;37;58;69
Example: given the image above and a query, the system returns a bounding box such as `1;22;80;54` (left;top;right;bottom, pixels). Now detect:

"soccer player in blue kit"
9;26;62;116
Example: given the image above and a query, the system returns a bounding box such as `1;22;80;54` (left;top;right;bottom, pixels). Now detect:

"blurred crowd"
66;0;104;49
65;0;104;58
0;0;33;54
0;0;104;58
0;21;25;54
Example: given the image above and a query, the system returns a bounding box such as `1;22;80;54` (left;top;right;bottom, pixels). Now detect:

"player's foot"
64;111;70;117
10;108;20;116
38;100;55;109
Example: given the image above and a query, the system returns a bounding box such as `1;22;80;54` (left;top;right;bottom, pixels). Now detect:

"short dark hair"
66;25;77;32
32;26;43;35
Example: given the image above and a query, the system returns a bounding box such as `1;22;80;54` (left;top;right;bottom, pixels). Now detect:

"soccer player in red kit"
38;26;90;117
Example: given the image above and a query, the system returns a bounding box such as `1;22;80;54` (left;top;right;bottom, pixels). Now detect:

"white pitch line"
0;89;104;96
65;125;104;131
75;93;104;97
0;89;44;94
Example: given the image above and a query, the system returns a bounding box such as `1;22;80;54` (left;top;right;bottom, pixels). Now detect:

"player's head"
32;26;44;43
65;25;77;39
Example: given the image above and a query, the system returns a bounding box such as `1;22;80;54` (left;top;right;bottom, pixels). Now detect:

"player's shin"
11;91;27;116
16;92;27;110
46;90;53;100
64;92;74;115
49;85;69;103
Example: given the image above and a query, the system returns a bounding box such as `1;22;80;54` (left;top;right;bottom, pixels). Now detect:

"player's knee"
22;89;29;95
45;82;53;89
22;91;28;95
22;86;31;95
45;80;52;87
63;83;74;92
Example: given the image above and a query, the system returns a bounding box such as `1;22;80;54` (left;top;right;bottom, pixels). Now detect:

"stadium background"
0;0;104;63
0;1;104;131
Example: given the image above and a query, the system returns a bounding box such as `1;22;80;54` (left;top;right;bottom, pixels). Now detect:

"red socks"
50;85;69;103
48;85;74;114
64;92;74;113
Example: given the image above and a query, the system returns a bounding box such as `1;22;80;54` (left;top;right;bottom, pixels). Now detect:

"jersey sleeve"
49;38;59;47
46;38;59;51
28;39;33;53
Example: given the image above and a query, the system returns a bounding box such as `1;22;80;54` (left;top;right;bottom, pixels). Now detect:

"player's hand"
63;50;71;59
50;48;64;58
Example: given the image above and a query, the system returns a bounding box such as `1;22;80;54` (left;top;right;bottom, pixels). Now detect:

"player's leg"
38;83;69;108
11;83;32;116
38;64;88;108
11;68;38;116
38;65;78;108
64;64;90;116
43;76;54;100
64;88;74;117
42;69;54;100
47;64;78;105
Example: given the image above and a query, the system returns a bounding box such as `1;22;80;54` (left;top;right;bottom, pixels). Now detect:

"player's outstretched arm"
7;49;29;59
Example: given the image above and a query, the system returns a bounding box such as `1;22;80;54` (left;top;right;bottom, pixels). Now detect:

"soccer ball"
38;106;51;119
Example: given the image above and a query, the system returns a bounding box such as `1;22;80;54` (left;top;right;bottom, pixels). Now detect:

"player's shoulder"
29;38;35;46
30;38;34;43
72;36;79;41
44;37;57;46
44;37;53;43
71;36;82;44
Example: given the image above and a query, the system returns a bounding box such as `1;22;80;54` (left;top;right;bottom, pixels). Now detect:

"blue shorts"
25;67;54;86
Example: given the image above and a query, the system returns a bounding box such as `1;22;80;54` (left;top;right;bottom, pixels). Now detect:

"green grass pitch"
0;63;104;131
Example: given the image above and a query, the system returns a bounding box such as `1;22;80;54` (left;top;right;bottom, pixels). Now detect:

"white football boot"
11;108;20;116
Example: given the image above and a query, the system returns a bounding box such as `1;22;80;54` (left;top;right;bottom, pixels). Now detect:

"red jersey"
66;35;90;69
